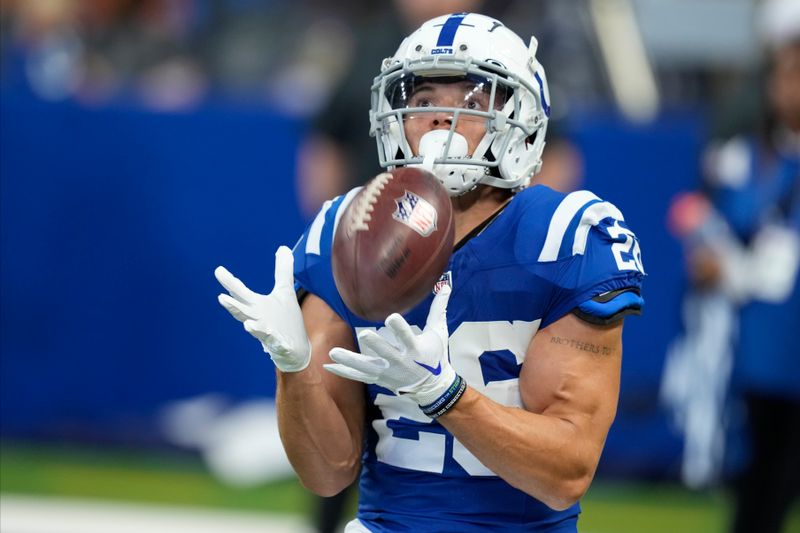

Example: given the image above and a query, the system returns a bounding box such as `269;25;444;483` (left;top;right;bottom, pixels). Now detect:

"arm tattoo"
549;336;612;355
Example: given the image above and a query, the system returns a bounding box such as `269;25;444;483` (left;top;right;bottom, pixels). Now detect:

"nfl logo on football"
393;190;438;237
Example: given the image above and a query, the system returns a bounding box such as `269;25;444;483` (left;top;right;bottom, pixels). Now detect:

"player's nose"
429;111;453;130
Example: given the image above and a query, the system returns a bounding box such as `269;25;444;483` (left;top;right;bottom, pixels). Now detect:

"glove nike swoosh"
414;360;442;376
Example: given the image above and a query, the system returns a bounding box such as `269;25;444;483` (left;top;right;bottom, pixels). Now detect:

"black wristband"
420;375;467;419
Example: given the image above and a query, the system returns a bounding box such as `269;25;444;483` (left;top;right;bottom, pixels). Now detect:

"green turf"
1;440;798;533
580;482;729;533
0;440;311;514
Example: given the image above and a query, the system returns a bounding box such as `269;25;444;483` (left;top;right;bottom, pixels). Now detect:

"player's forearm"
438;387;604;510
276;367;361;496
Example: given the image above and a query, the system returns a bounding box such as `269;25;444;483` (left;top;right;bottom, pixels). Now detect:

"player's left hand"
325;286;458;408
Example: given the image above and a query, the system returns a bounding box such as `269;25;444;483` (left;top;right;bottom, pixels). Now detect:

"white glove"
325;286;460;410
215;246;311;372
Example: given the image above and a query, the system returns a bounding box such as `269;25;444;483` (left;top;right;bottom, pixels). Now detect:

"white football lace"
348;172;393;234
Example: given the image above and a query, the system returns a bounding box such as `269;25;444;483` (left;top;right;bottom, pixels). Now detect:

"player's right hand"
215;246;311;373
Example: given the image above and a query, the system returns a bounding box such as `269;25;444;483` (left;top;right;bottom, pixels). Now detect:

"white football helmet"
370;12;551;196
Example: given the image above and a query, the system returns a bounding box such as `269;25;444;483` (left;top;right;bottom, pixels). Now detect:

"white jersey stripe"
571;201;625;256
537;190;599;262
305;199;334;256
332;187;363;245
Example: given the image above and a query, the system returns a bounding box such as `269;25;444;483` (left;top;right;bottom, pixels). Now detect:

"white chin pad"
418;130;468;170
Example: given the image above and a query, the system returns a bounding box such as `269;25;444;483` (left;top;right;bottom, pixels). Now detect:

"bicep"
301;293;365;438
520;313;623;445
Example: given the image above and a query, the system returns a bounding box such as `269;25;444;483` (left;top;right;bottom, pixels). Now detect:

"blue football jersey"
293;185;645;532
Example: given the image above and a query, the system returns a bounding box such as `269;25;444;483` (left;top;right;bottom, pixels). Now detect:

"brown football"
332;167;454;321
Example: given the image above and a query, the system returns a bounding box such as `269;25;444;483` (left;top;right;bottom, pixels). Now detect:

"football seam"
347;172;393;235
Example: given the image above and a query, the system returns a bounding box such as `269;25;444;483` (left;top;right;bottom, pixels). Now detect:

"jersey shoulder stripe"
293;187;364;324
537;190;600;262
537;190;628;262
304;199;333;256
571;200;625;256
303;187;362;257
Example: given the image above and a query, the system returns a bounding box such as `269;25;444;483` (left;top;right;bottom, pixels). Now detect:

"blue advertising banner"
1;93;701;477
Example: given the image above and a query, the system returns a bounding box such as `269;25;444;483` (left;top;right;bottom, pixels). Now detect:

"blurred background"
1;0;798;532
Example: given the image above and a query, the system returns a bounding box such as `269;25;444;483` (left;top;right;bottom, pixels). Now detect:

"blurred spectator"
725;3;800;531
662;191;742;489
1;0;208;108
0;0;355;112
1;0;85;100
666;1;799;531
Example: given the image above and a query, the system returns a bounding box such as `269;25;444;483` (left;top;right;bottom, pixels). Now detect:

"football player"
216;13;645;532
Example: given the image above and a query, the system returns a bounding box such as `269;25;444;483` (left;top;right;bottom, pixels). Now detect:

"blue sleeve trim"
574;289;644;325
541;271;644;329
579;290;643;317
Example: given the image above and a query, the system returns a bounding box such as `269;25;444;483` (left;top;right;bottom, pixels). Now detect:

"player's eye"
410;96;433;108
463;95;489;111
465;99;481;110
